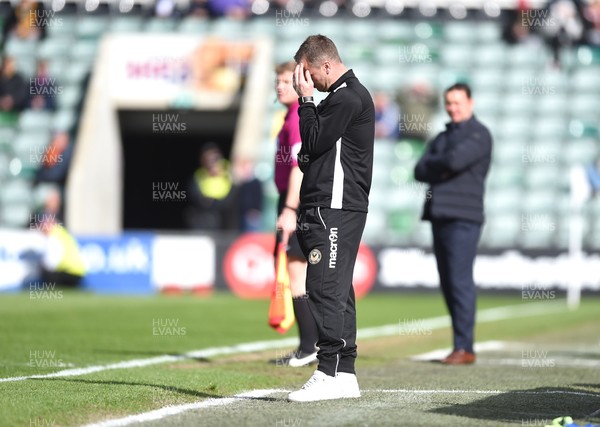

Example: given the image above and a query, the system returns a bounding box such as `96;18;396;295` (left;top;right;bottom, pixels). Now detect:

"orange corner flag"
268;242;295;334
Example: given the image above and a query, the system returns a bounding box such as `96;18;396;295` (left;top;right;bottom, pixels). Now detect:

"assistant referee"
288;35;375;402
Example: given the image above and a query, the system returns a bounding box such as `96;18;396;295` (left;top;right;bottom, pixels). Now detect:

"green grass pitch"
0;291;599;426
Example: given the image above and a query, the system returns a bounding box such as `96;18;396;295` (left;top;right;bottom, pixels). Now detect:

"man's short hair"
294;35;342;66
275;60;296;75
445;82;472;99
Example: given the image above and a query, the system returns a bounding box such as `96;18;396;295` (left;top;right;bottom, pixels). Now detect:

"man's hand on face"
293;63;314;98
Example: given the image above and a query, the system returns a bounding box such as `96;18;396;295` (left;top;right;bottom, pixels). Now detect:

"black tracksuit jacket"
297;70;375;213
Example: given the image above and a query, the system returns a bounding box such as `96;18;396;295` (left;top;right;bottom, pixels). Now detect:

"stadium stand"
0;0;598;252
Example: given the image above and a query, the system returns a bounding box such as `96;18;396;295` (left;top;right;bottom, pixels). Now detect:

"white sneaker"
336;372;361;398
287;370;344;402
288;351;318;367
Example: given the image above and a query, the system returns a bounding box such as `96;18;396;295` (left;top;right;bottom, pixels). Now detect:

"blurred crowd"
0;57;58;113
6;0;599;30
0;0;354;22
1;0;598;237
185;143;264;232
503;0;600;67
0;52;76;219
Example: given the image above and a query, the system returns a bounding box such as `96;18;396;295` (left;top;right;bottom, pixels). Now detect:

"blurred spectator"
373;91;400;140
35;188;85;288
396;80;438;143
207;0;250;19
185;143;236;230
42;185;62;218
187;0;209;17
585;156;600;194
0;56;29;113
29;59;58;111
155;0;175;17
232;157;263;232
542;0;585;67
583;0;600;45
2;0;47;42
502;0;542;45
154;0;184;18
34;131;74;220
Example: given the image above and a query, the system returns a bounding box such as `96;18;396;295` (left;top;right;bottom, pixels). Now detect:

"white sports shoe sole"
287;370;345;402
287;351;318;367
336;372;361;398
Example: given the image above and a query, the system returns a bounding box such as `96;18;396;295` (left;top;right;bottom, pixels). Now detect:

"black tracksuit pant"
296;206;367;377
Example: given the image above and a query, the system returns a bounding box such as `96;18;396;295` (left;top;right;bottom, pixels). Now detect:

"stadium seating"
0;179;33;227
211;15;592;250
0;7;598;252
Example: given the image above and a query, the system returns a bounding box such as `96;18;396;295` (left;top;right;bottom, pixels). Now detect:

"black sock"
292;296;319;355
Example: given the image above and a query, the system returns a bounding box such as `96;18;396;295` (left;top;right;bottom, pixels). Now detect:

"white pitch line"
587;407;600;418
0;338;297;384
478;358;600;368
0;355;183;383
0;301;565;383
376;389;504;394
412;340;600;367
82;389;285;427
372;389;600;398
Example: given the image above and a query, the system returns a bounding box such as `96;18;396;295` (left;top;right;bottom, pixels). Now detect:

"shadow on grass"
429;386;600;424
34;377;222;399
32;378;281;403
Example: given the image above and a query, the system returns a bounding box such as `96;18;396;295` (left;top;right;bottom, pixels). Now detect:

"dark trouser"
41;270;83;288
432;219;481;353
296;206;367;377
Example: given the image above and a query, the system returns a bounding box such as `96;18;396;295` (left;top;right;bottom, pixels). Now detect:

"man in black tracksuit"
287;35;374;402
414;83;492;365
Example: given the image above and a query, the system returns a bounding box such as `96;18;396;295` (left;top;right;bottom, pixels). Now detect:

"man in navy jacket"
415;82;492;365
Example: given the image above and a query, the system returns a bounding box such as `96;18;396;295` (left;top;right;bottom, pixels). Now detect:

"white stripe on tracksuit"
331;138;344;209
